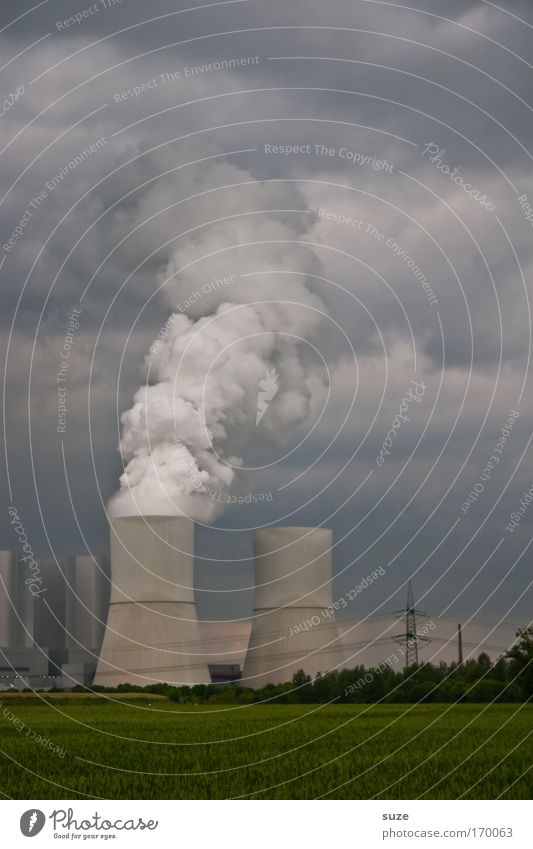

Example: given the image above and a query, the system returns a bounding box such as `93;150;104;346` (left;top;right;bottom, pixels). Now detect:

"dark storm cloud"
1;0;532;647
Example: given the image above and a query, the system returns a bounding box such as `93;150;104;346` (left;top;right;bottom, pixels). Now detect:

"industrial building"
0;549;28;649
0;549;109;690
2;522;346;690
33;557;69;652
94;516;211;687
0;550;45;689
242;527;345;688
208;664;242;684
65;556;110;653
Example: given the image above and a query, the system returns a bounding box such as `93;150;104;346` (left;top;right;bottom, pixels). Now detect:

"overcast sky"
1;0;532;666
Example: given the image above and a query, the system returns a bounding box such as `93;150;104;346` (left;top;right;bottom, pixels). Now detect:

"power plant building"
0;550;61;689
242;527;345;688
0;553;111;690
65;556;110;653
33;557;70;651
0;550;27;648
2;523;348;690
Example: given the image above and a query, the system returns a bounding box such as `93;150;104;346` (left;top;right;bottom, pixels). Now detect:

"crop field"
0;700;531;799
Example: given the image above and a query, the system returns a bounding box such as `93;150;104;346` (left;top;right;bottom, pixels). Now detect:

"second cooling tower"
242;527;345;688
94;516;210;687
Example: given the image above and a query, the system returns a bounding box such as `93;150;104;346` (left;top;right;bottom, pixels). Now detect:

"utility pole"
458;623;464;667
392;580;431;670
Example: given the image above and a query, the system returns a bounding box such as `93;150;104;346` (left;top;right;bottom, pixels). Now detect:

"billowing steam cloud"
108;155;327;521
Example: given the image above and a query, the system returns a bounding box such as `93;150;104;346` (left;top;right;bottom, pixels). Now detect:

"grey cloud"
1;0;531;638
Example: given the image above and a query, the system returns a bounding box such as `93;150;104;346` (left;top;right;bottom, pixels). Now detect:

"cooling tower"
94;516;210;687
0;550;25;648
242;527;345;688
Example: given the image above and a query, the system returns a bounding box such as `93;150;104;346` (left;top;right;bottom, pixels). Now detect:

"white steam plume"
108;156;326;521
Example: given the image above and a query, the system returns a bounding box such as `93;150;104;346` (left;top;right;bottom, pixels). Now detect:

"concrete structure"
32;555;109;688
0;647;58;691
65;556;110;653
0;550;28;648
1;553;66;688
0;550;108;689
94;516;210;687
33;557;70;651
61;555;110;688
242;527;345;688
208;663;242;684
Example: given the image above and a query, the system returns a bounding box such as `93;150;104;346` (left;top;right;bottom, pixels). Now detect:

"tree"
289;669;314;702
492;657;508;682
465;679;521;703
505;627;533;697
291;669;312;687
477;652;491;673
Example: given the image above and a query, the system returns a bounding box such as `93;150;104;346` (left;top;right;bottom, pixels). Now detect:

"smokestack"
242;527;345;688
0;551;26;648
94;516;210;687
65;556;110;653
33;557;70;650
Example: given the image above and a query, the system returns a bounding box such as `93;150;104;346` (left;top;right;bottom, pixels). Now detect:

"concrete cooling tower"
94;516;210;687
242;527;345;688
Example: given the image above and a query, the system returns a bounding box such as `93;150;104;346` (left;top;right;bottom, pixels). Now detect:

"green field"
0;699;531;799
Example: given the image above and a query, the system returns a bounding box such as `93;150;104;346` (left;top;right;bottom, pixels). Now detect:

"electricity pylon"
392;580;431;670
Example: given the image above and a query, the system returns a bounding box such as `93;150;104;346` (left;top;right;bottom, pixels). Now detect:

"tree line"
81;627;533;705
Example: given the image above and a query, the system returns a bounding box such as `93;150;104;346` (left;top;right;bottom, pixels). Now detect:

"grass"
0;700;531;799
